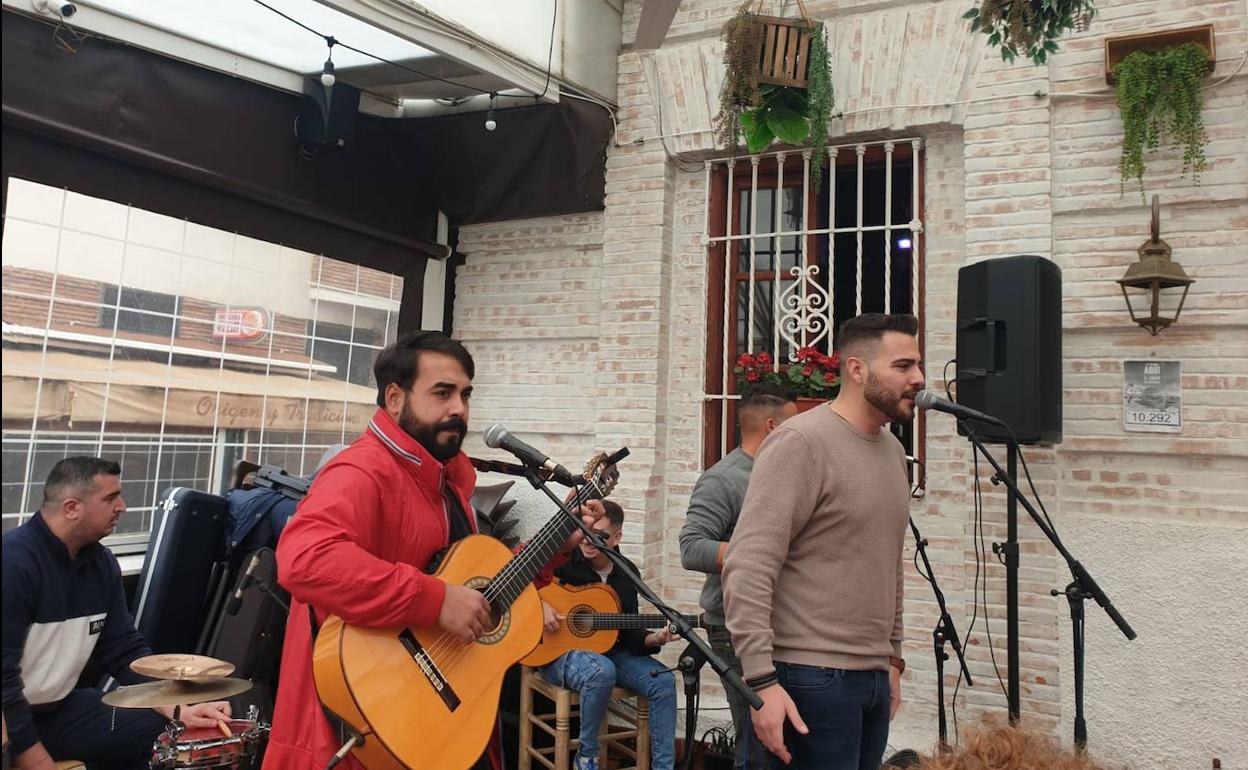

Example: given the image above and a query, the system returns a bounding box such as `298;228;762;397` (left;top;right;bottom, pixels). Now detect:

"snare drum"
150;718;269;769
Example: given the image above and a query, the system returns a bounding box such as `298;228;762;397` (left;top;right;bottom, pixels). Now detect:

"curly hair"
916;718;1115;770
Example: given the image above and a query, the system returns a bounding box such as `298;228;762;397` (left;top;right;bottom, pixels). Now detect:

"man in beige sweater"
722;313;923;769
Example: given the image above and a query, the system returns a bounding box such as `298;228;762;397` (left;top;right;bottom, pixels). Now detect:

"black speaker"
956;255;1062;445
296;81;361;149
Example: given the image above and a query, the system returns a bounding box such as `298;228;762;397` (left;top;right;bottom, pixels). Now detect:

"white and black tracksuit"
2;513;164;768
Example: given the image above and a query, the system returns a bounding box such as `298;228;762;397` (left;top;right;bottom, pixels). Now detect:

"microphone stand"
522;464;764;720
651;642;709;770
955;418;1136;750
908;517;973;750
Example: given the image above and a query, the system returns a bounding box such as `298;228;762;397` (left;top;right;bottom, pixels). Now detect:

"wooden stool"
54;762;86;770
519;665;650;770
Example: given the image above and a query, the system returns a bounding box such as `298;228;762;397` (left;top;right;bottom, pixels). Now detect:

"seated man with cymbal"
2;457;230;770
538;500;679;770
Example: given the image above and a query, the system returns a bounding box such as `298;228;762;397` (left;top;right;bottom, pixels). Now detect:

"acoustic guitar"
522;582;703;666
312;450;624;770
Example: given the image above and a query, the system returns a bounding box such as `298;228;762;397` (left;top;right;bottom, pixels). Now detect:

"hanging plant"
714;1;835;192
805;24;833;193
1114;42;1210;199
713;0;765;151
964;0;1097;65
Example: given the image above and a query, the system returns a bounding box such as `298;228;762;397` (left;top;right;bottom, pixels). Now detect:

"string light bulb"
485;93;497;131
321;37;337;88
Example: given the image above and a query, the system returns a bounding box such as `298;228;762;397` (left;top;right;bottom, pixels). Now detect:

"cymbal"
130;654;235;682
102;677;252;709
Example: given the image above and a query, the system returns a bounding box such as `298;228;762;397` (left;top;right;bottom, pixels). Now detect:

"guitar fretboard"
571;613;702;631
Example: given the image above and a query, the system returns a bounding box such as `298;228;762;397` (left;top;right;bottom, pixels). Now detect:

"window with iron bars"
702;140;926;486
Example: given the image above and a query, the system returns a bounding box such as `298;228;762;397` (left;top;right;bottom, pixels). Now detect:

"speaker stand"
958;419;1136;749
1005;441;1020;722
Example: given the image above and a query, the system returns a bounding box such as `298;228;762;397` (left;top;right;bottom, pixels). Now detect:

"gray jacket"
678;448;754;626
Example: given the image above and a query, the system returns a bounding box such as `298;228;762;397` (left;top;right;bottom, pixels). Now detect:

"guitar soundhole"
463;576;509;644
567;604;595;638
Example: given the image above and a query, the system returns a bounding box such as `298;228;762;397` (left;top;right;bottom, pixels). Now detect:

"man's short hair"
739;382;796;427
740;382;796;412
42;456;121;508
837;313;919;366
373;330;476;407
600;499;625;530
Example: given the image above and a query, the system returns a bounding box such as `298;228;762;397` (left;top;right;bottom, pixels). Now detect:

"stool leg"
556;688;572;770
520;669;534;770
636;698;650;770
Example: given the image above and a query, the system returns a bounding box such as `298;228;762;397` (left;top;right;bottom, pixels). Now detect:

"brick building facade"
455;1;1248;767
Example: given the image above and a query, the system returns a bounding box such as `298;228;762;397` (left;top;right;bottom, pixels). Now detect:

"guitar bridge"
398;629;461;712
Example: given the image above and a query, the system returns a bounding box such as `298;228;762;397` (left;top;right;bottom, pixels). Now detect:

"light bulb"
321;59;335;88
485;109;497;131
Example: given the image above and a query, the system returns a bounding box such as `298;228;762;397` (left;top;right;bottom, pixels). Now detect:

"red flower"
746;370;760;382
802;365;814;376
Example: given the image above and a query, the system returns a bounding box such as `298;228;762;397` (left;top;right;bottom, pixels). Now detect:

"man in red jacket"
264;330;601;770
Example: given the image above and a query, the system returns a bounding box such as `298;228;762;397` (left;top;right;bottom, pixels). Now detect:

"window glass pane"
2;181;402;546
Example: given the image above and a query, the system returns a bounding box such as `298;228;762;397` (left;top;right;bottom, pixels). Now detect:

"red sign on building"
212;308;268;342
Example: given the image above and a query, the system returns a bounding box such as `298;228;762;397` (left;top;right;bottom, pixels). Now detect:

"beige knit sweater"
722;405;910;680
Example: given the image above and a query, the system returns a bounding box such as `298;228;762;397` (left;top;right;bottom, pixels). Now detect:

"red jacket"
263;409;559;770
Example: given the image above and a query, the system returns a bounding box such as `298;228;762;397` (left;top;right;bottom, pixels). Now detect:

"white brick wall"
455;1;1248;766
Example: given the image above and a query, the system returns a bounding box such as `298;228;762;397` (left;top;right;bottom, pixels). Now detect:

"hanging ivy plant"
805;23;834;193
714;2;836;192
964;0;1097;65
1114;42;1210;199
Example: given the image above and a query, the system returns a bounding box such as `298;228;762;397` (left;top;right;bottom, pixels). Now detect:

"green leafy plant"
1114;42;1210;199
964;0;1097;65
805;24;833;193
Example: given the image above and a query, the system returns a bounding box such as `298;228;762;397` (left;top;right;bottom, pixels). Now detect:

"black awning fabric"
406;98;611;226
1;9;442;273
1;10;608;260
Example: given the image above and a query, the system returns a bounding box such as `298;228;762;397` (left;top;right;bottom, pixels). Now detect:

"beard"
398;401;467;463
864;368;918;423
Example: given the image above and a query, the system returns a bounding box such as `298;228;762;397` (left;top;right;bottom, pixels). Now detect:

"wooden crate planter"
1105;24;1215;84
756;15;815;88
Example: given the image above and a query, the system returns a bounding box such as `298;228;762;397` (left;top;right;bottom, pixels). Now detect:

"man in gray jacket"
679;384;796;769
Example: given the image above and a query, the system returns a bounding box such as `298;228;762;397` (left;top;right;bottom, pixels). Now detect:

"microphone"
483;424;580;486
225;552;262;616
914;389;1005;426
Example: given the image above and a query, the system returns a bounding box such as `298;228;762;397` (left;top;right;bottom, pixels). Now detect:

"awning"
2;347;376;433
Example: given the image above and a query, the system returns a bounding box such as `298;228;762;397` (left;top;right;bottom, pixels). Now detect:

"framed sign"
1123;360;1181;433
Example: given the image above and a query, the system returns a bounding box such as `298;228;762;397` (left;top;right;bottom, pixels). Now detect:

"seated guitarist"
539;501;678;770
265;331;604;770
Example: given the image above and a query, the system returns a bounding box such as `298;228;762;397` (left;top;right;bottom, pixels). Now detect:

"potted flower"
735;347;840;411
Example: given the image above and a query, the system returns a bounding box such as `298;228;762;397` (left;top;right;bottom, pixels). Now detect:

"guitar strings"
420;474;609;671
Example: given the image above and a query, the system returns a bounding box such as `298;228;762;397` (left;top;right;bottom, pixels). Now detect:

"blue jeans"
539;649;677;770
766;663;891;770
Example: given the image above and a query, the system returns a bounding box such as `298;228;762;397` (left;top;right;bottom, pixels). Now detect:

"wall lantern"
1117;195;1194;336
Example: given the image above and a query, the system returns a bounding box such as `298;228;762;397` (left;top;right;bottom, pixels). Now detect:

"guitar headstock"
579;448;627;501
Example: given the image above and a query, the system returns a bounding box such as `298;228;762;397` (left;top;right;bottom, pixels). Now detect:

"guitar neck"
581;613;702;630
486;483;606;611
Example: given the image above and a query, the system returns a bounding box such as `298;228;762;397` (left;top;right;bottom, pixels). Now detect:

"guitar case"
132;487;231;655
